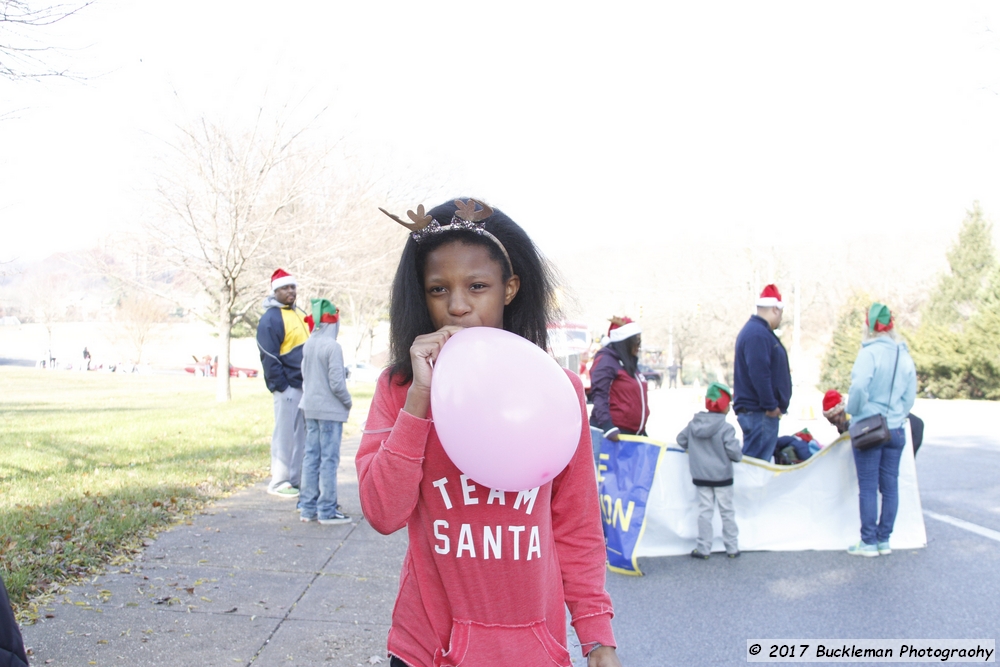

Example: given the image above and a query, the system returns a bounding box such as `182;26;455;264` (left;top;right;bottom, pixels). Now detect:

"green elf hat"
310;298;340;325
705;382;732;413
866;302;893;333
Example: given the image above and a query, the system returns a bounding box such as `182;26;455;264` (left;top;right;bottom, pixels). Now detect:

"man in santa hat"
822;389;850;434
733;284;792;461
256;269;312;498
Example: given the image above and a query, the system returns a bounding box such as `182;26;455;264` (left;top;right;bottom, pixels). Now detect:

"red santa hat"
756;284;784;309
822;389;845;418
608;316;641;343
270;268;296;291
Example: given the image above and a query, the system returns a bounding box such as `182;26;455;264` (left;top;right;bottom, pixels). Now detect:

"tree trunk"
216;297;232;402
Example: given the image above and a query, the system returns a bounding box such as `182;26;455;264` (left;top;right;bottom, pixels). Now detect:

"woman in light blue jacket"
846;303;917;557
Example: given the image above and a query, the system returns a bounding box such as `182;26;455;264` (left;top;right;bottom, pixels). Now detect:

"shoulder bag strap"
886;345;900;412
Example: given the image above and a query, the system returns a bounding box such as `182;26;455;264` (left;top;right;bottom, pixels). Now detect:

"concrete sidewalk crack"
243;519;363;665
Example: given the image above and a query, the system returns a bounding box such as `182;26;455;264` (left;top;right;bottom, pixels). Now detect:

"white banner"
634;432;927;557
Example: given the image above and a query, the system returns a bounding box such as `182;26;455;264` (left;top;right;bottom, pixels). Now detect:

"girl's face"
423;241;520;330
629;335;642;358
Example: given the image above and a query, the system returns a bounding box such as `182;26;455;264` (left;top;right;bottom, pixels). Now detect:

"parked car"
345;362;382;385
639;363;663;389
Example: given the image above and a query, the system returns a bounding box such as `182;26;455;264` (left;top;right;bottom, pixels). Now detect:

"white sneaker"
267;482;299;499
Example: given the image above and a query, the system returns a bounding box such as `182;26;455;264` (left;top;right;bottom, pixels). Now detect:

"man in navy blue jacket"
733;284;792;461
257;268;312;498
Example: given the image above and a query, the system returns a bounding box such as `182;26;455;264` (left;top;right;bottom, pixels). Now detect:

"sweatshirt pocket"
433;619;571;667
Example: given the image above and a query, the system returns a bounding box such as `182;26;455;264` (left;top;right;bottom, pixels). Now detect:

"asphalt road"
604;394;1000;665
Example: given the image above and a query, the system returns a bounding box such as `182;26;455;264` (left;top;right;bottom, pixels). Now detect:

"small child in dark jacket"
677;382;743;559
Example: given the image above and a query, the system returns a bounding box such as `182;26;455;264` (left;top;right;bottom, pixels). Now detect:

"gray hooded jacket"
676;412;743;487
298;321;352;422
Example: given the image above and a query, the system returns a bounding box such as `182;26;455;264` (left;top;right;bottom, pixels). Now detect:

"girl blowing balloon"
357;199;621;667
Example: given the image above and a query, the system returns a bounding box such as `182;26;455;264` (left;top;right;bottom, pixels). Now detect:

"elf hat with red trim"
793;428;814;443
271;268;296;291
705;382;732;413
866;302;894;333
310;298;339;325
756;284;784;309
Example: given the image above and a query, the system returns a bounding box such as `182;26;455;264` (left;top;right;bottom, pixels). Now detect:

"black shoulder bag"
848;345;900;451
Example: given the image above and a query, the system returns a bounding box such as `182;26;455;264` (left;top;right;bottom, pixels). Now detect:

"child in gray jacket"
298;299;353;525
677;382;743;559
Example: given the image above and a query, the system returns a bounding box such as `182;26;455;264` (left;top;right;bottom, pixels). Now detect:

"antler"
378;204;434;233
454;198;493;222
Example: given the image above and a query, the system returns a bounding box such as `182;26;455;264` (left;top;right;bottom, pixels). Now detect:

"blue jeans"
737;411;780;461
590;427;604;467
852;427;906;545
299;419;344;520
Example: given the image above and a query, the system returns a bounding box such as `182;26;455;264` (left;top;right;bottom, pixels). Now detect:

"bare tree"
669;313;697;379
107;292;168;365
298;198;403;360
149;109;326;401
282;173;428;362
22;270;68;364
1;0;92;80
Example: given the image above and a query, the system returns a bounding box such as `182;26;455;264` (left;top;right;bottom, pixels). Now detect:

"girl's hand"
403;326;462;419
589;646;623;667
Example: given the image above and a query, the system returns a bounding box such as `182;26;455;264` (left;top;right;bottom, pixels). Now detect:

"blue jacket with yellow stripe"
256;296;311;393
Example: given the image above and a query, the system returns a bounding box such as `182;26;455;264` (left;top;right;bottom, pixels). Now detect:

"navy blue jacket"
256;297;308;393
733;315;791;414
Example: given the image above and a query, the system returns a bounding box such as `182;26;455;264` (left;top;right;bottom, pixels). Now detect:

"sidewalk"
19;437;591;666
20;437;401;667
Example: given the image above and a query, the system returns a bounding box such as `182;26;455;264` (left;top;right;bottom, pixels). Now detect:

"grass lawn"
0;367;373;620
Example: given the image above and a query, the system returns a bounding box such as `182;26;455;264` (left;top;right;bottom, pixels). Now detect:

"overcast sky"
2;1;1000;262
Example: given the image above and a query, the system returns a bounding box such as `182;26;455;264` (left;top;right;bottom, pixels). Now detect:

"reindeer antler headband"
378;198;513;271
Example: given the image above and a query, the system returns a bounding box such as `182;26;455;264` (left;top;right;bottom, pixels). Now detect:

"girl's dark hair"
608;338;639;378
388;199;556;383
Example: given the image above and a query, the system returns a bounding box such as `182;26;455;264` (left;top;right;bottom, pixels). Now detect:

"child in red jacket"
357;199;621;667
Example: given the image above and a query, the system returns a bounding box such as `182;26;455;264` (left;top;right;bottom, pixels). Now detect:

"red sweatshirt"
357;368;616;667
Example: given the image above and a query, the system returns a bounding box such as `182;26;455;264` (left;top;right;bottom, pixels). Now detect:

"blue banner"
596;433;665;575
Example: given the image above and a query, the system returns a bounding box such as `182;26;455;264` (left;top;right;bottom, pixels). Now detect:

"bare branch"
0;1;93;80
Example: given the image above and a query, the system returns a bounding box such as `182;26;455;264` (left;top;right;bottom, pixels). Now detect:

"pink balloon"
431;327;583;492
